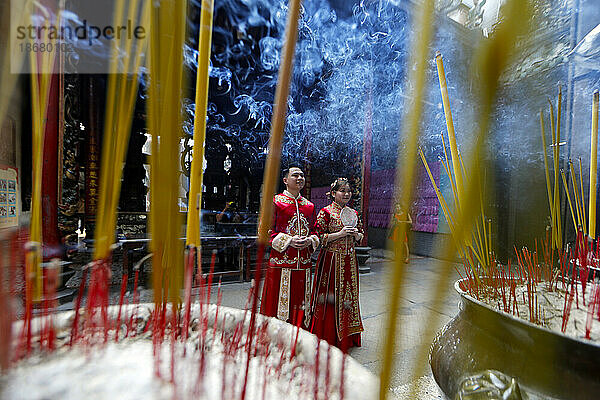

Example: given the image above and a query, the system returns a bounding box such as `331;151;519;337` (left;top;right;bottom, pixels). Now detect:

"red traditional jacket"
269;190;319;269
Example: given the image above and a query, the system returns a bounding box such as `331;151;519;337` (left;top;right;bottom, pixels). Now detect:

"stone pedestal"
355;246;371;273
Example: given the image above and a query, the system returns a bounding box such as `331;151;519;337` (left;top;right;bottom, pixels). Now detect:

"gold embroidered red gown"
260;191;319;325
309;202;364;350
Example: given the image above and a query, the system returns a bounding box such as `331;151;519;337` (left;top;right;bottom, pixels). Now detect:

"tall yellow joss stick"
28;71;50;303
440;132;459;208
413;2;533;398
147;0;187;305
379;1;436;398
589;90;599;239
548;100;559;249
435;52;463;207
554;87;562;249
28;8;59;302
540;112;553;219
579;158;587;233
241;2;302;399
561;171;577;232
257;0;302;245
570;161;583;230
186;0;215;248
94;0;148;261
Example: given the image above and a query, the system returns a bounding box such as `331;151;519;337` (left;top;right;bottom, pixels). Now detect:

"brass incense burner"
430;280;600;400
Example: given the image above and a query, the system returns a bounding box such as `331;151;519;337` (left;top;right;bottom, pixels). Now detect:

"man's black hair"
281;165;303;179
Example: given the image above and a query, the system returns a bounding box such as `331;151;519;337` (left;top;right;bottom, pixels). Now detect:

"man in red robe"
260;167;319;326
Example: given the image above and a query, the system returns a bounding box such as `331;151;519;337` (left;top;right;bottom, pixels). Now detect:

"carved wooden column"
84;76;101;238
58;71;82;243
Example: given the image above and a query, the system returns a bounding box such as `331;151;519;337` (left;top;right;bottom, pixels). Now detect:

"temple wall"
0;5;25;227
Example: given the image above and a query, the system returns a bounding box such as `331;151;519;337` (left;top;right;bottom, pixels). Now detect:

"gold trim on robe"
277;268;291;321
304;268;312;326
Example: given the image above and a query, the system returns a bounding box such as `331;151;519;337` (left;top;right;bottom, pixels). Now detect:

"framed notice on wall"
0;165;19;228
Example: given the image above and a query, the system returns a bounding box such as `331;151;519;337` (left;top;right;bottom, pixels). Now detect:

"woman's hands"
325;226;361;243
340;226;358;237
341;226;363;242
290;236;310;249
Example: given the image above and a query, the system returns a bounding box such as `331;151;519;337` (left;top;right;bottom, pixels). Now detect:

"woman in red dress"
309;178;364;350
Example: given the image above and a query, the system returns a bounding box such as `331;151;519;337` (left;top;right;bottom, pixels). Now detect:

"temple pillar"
58;70;82;244
41;73;61;259
119;108;147;212
360;89;373;245
84;77;101;238
303;161;311;201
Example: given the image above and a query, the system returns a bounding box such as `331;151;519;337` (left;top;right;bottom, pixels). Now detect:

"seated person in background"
216;201;242;223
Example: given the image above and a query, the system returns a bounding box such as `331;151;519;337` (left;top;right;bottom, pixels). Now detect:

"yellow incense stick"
555;88;562;248
28;69;49;303
457;151;468;191
420;150;457;235
569;161;583;230
474;219;484;262
487;218;492;263
482;213;490;269
420;148;480;272
403;1;533;397
94;0;149;261
438;155;456;205
479;183;490;270
440;132;460;207
548;100;558;248
561;170;577;232
590;90;599;239
186;0;215;248
436;52;464;209
540;111;553;219
147;0;187;304
28;69;46;303
379;2;436;398
579;158;587;234
257;0;302;245
27;6;60;302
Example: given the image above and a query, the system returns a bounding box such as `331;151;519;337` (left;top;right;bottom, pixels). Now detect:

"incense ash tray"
430;279;600;400
1;304;379;400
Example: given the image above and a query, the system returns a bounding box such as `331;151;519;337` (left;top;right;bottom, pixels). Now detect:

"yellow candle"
589;90;599;239
257;0;302;245
435;52;463;207
186;0;215;247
